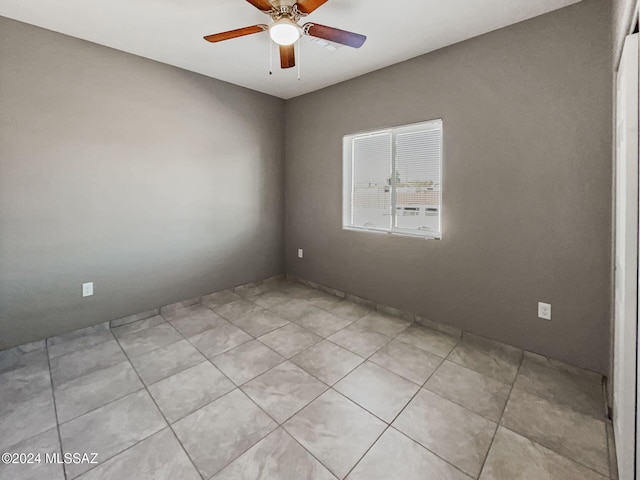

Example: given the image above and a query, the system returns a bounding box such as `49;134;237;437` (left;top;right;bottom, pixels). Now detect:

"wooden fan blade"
204;25;266;43
246;0;273;12
295;0;329;14
280;44;295;69
303;23;366;48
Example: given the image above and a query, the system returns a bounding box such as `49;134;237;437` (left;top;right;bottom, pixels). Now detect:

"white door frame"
614;32;639;480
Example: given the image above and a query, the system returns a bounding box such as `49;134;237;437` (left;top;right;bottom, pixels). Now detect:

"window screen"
343;119;443;238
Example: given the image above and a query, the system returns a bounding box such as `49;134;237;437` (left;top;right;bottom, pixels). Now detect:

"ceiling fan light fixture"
269;18;301;46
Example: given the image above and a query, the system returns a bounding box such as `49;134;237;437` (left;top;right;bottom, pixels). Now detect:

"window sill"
342;226;441;240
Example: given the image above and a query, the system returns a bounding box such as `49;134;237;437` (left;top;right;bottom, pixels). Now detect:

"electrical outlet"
82;282;94;297
538;302;551;320
298;249;304;259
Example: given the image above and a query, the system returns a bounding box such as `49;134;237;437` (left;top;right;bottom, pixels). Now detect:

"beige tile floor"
0;279;614;480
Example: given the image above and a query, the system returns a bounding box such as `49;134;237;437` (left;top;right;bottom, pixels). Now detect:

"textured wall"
285;0;612;373
0;17;285;349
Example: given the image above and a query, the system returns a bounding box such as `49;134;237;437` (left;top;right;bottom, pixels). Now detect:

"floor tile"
249;290;293;309
110;308;159;328
281;284;329;301
0;347;48;375
234;283;273;298
369;339;443;385
323;301;373;322
334;362;420;423
347;428;471;480
50;340;127;386
162;305;227;337
425;361;511;422
213;427;336;480
295;306;352;337
77;428;200;480
308;286;344;301
393;388;497;477
502;386;609;476
0;359;52;406
307;292;345;311
355;312;412;337
55;361;142;423
395;324;458;358
188;322;252;358
278;282;318;299
448;335;522;384
258;323;322;358
0;427;65;480
605;419;618;480
283;389;386;479
172;389;277;479
211;340;284;385
161;303;212;323
268;298;316;321
291;340;364;385
129;339;204;385
479;427;607;480
523;351;603;382
416;317;463;338
59;390;166;479
116;323;182;357
160;298;200;315
110;316;166;337
328;323;390;358
214;299;263;322
0;387;57;452
202;289;243;310
48;329;114;359
242;361;328;423
0;362;55;450
47;322;110;347
0;339;45;359
228;308;289;337
514;357;604;419
148;361;234;423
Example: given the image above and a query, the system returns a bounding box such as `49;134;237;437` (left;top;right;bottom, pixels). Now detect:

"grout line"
277;425;344;479
601;378;615;480
111;331;206;480
138;295;296;478
389;426;475;479
56;384;147;426
45;342;69;480
340;338;454;479
498;424;613;479
18;280;608;480
474;351;524;479
234;290;412;477
0;284;424;478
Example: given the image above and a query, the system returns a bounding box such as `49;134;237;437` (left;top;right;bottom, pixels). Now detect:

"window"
342;119;443;239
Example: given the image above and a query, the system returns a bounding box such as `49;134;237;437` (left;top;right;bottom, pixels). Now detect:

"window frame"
342;119;443;240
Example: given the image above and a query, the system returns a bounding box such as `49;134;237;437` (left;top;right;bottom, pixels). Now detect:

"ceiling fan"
203;0;367;69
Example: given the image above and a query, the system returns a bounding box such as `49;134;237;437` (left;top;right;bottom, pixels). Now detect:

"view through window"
343;119;443;238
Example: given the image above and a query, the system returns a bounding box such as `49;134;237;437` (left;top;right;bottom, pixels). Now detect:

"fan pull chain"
269;40;273;75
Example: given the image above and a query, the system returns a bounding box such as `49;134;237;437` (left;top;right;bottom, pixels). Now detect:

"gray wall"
285;0;612;374
0;17;285;350
613;0;638;67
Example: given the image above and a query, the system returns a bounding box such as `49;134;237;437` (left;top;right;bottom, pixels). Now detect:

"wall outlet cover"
538;302;551;320
298;249;303;259
82;282;94;297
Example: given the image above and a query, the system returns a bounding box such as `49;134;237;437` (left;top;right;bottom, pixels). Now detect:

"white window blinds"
351;133;392;230
343;119;443;238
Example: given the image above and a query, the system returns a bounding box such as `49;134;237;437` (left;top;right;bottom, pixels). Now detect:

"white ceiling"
1;0;582;99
